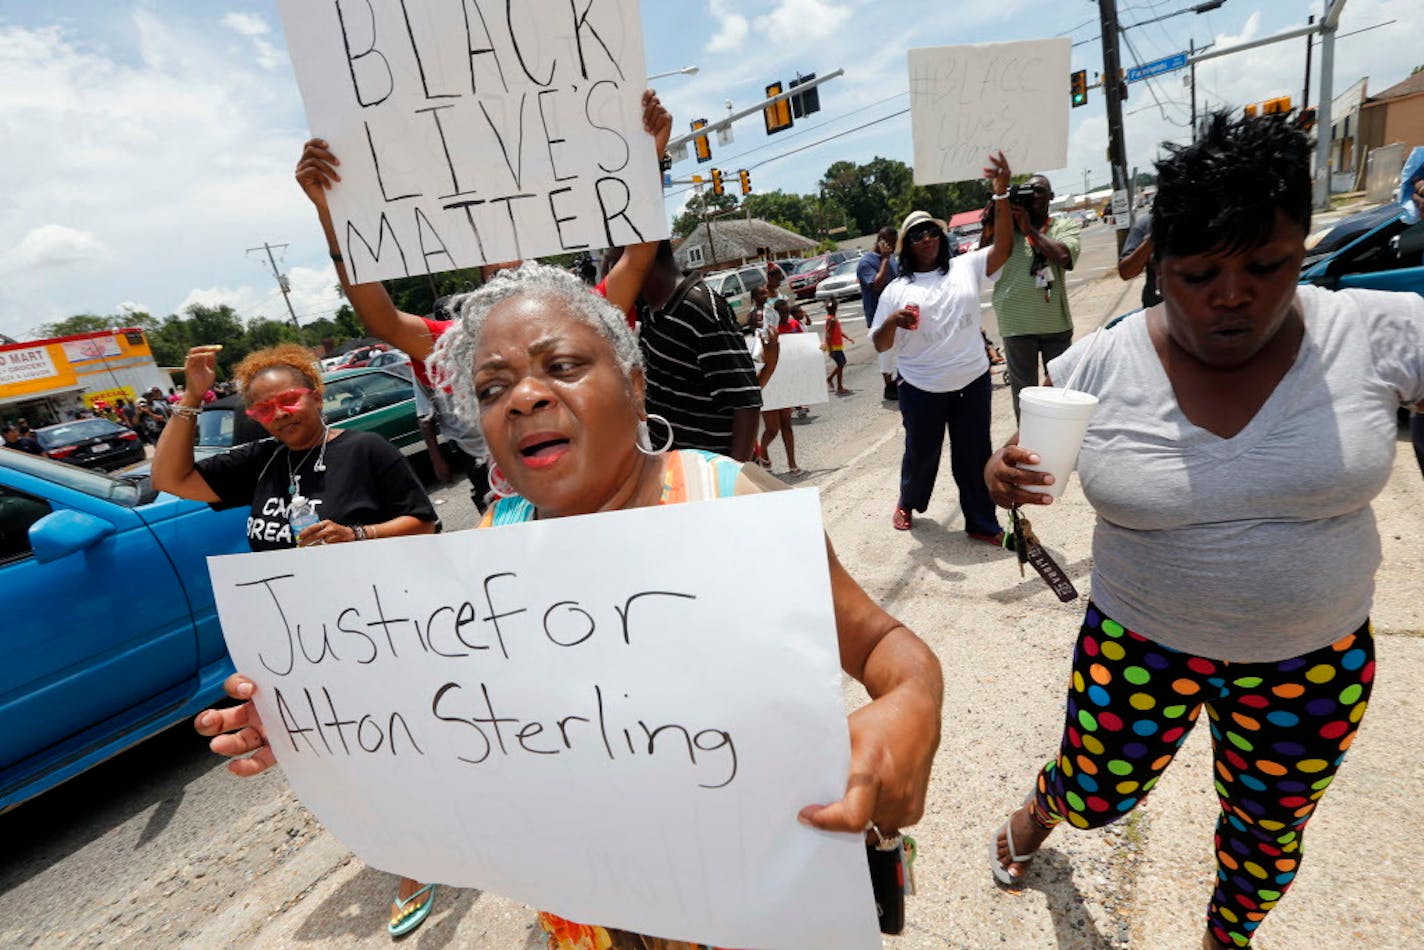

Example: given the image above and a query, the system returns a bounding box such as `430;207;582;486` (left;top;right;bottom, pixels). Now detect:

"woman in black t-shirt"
152;342;442;937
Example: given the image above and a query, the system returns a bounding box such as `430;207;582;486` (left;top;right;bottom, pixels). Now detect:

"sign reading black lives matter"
208;491;880;948
275;0;667;282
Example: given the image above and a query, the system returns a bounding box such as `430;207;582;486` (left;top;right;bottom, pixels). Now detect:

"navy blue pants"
897;373;1001;536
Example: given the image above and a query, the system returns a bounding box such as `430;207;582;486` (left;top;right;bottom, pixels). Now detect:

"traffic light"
1244;103;1258;118
763;82;793;134
710;168;724;196
789;73;820;118
691;118;712;163
1070;69;1088;108
738;169;752;195
1261;96;1292;115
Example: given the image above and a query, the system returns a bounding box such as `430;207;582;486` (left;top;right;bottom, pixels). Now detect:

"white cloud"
705;1;749;54
752;0;852;45
175;265;345;330
10;225;107;269
220;12;270;37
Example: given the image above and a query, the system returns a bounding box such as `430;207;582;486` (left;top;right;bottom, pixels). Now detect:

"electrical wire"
689;91;908;170
664;106;911;202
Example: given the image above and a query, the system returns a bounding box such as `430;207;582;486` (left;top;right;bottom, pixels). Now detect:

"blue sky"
1;0;1420;340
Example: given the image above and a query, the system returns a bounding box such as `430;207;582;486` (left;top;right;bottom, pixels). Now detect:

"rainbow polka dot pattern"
1029;604;1374;949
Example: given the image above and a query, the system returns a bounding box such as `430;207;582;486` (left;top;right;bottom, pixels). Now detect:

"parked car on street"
366;349;410;368
951;223;982;255
32;418;145;471
1300;205;1424;297
0;449;248;813
705;263;770;328
787;251;858;299
814;259;864;303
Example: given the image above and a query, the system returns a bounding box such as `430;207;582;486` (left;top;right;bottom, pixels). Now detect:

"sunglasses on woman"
245;388;313;423
907;227;941;245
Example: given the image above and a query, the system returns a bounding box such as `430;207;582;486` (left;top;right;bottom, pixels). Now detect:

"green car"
120;364;432;474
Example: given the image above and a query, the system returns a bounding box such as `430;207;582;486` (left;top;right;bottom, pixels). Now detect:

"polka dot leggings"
1030;603;1374;949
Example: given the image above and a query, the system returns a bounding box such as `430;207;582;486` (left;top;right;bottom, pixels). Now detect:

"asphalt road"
4;222;1420;948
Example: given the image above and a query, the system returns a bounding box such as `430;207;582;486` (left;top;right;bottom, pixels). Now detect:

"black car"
33;418;145;471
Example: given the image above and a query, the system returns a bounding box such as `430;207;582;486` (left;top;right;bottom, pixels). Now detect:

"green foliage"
385;268;488;320
672;191;740;238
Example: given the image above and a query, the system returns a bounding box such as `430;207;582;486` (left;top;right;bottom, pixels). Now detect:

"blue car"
0;449;248;813
1300;203;1424;296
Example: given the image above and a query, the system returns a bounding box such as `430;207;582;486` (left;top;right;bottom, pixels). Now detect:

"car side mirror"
30;509;116;563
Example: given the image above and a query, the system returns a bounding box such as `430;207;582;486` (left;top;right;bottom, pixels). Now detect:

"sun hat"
897;210;948;252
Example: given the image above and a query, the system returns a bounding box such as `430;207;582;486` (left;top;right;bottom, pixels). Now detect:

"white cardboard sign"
759;332;831;412
275;0;667;282
208;490;878;949
908;38;1072;185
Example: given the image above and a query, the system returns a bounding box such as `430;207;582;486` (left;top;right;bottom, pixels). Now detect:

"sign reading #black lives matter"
275;0;667;281
208;491;880;948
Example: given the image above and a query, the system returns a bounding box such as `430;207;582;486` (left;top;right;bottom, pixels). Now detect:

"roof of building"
673;217;817;267
946;210;982;230
1369;70;1424;102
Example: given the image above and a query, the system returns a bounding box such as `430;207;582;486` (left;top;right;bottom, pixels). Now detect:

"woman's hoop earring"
488;464;517;499
636;413;675;456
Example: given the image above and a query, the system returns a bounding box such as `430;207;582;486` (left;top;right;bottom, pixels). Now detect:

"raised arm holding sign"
198;263;943;948
275;0;667;281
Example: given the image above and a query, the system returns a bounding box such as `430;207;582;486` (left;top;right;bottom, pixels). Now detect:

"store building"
0;328;174;426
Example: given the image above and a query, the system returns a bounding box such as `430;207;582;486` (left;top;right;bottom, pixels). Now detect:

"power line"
665;107;911;202
690;91;908;170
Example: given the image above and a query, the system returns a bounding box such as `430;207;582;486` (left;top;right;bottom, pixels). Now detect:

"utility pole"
696;184;716;268
247;242;303;338
1303;14;1315;109
1189;38;1197;139
1082;168;1091;203
1314;1;1347;211
1097;0;1132;250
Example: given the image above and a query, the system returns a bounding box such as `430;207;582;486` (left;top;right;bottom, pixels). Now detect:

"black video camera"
1008;182;1039;206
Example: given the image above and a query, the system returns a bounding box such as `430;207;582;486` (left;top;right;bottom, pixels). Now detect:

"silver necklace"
286;433;326;496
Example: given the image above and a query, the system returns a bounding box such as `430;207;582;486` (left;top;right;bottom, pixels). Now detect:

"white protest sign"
908;38;1072;185
759;332;831;412
208;490;878;949
275;0;667;282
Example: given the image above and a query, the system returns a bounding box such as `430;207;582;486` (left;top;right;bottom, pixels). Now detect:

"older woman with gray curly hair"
199;261;945;950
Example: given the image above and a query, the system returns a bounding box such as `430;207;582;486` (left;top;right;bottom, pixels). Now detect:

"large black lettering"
414;207;460;273
568;0;625;81
614;591;697;645
547;187;587;251
583;80;630;173
594;176;643;247
233;574;298;676
399;0;460;101
462;0;510;93
479;94;527;190
336;606;379;664
432;682;493;764
364;121;421;203
481;572;527;659
506;0;556;86
335;0;394;107
345;214;410;284
274;687;322;754
536;88;576;182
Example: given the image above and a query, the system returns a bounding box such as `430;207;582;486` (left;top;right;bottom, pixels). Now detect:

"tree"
672;192;739;239
742;191;817;237
36;311;160;338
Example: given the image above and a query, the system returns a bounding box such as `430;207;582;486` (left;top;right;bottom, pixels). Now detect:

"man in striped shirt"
615;240;762;460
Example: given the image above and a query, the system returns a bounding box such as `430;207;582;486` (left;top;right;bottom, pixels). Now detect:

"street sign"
1125;52;1188;84
1112;190;1131;230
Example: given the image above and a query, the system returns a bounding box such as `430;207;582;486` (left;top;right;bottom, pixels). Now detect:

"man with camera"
989;175;1081;418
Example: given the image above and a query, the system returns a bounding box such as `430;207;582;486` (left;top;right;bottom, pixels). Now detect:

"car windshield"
0;446;142;506
323;369;414;419
831;260;858;277
197;407;237;446
795;257;828;274
35;419;123;448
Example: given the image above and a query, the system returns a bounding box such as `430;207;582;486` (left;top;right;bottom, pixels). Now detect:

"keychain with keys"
1010;505;1078;602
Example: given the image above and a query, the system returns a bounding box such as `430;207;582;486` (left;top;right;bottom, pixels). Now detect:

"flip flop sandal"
991;814;1038;886
892;507;913;531
388;883;438;937
787;466;805;477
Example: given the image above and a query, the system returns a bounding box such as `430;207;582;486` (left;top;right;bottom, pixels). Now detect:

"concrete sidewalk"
183;268;1424;949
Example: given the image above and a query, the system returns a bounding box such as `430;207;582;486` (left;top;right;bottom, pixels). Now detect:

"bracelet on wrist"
172;404;201;419
352;524;367;541
992;193;1010;201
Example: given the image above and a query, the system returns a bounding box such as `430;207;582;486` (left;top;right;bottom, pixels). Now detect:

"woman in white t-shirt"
984;112;1424;950
872;152;1016;537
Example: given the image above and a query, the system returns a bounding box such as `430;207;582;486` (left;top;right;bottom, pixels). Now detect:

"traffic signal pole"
664;69;844;157
1097;0;1133;252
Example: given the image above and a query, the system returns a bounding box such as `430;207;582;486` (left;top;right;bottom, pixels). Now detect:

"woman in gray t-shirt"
983;112;1424;950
